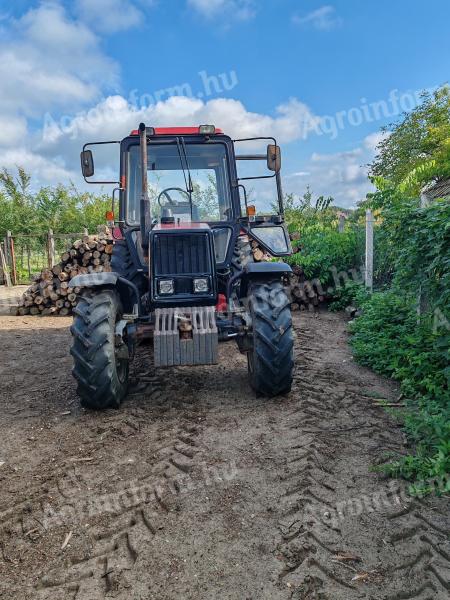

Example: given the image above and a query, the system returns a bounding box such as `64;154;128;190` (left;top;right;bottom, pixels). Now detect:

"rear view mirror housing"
267;144;281;172
80;150;94;178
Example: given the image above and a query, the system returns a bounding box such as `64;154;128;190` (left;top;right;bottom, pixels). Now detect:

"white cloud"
1;93;318;187
0;148;73;185
363;131;389;152
0;3;118;126
188;0;256;21
286;171;310;178
292;5;342;31
284;134;379;208
39;94;319;158
0;116;27;147
1;90;384;209
75;0;150;33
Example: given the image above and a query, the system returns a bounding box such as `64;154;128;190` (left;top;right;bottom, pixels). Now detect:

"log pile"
16;227;113;316
289;265;326;311
286;231;328;311
250;239;272;263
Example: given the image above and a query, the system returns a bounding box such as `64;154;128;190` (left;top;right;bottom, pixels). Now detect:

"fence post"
6;231;17;286
0;243;11;287
47;229;56;268
365;210;374;292
338;214;345;233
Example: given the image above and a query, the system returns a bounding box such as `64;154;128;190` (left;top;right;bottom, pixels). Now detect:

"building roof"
422;178;450;201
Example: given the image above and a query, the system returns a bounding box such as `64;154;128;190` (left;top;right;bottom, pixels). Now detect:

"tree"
369;85;450;191
0;168;111;237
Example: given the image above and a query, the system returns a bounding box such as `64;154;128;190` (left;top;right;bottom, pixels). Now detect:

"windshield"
127;142;232;224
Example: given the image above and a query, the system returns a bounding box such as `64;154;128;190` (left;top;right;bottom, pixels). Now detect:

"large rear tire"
70;289;129;410
247;280;294;396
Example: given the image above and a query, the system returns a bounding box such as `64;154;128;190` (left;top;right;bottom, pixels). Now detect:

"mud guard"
240;262;292;297
69;272;142;315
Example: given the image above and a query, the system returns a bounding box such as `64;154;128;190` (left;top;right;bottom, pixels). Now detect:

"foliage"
369;85;450;191
349;291;450;494
283;188;364;289
287;226;362;287
328;281;369;312
0;168;111;237
351;87;450;494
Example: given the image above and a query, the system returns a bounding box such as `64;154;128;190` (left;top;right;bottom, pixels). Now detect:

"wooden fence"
1;230;89;286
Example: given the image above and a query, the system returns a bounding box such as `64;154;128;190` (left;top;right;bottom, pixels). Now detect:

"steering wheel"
157;187;191;207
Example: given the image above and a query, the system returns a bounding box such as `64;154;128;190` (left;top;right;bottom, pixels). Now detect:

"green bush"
349;291;450;494
286;226;363;288
328;280;369;312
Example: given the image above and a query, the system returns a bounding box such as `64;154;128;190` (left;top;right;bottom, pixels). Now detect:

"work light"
198;125;216;135
159;279;174;295
193;278;209;293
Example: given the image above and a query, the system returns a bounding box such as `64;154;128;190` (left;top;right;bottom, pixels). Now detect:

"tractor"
71;123;294;409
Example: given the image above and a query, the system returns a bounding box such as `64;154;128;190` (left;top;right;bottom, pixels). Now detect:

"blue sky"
0;0;449;207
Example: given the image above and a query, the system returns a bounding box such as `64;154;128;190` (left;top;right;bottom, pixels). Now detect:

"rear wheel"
247;280;294;396
70;289;129;410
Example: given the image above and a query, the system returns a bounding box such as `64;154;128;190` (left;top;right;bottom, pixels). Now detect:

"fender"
69;272;142;315
244;262;292;276
233;261;292;299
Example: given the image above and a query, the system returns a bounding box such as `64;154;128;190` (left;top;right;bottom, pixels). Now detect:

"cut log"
252;248;265;261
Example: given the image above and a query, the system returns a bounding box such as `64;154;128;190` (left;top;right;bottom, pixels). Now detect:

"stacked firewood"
289;265;326;311
16;228;113;316
250;239;272;262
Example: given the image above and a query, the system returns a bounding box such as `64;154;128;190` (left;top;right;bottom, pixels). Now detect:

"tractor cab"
73;124;294;410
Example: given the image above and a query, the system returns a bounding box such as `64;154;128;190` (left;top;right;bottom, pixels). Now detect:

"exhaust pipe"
139;122;151;256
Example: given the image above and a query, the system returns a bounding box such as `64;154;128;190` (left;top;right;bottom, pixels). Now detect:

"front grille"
153;233;210;275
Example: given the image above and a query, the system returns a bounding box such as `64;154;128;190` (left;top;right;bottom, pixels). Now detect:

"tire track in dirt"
0;341;208;599
0;311;448;600
32;383;206;599
276;312;450;600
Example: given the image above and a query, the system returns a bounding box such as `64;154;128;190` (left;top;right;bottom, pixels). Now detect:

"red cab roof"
129;126;223;136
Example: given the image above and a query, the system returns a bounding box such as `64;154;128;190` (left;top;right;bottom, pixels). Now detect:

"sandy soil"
0;310;448;600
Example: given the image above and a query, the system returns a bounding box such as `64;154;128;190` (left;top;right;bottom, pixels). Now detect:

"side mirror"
80;150;94;178
267;144;281;172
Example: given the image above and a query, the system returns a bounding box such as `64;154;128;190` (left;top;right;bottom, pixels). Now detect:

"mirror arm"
81;141;121;184
276;171;284;217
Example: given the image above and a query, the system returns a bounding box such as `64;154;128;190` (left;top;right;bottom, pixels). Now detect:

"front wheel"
70;289;129;409
247;280;294;396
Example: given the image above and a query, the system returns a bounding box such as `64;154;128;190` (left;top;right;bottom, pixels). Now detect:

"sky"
0;0;449;208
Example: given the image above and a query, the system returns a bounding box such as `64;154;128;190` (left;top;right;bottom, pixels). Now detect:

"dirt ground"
0;308;448;600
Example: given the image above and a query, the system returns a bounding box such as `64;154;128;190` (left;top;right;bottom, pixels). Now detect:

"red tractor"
71;124;294;409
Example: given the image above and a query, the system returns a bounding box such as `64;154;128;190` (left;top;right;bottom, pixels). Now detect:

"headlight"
159;279;174;295
193;278;209;293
